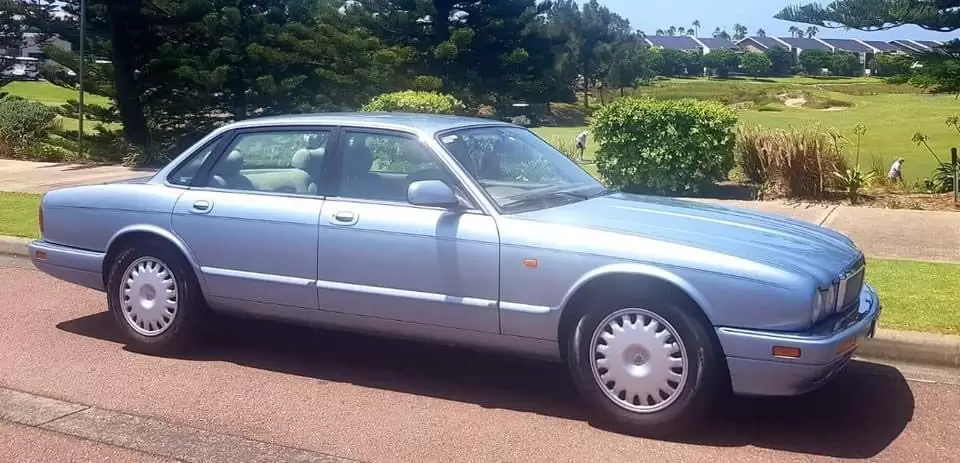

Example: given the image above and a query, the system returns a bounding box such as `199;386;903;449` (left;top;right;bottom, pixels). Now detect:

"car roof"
222;112;514;136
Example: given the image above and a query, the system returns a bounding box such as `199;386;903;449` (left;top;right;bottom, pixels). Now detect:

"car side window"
168;140;218;186
205;130;331;195
338;131;449;202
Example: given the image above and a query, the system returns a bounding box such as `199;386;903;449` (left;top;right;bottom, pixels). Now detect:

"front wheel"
106;243;205;355
567;299;722;437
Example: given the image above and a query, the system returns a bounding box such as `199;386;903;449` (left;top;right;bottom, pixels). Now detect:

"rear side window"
204;130;332;195
167;140;218;186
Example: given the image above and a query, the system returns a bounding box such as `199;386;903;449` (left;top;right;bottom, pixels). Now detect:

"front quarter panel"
496;217;815;342
42;183;184;252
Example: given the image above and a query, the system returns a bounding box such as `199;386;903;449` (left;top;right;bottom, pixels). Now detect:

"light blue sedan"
29;113;880;435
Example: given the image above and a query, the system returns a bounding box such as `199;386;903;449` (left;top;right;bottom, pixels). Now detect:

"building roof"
890;40;926;52
914;40;942;48
862;40;900;52
738;36;789;50
776;37;833;51
697;37;739;50
819;38;875;53
645;35;702;50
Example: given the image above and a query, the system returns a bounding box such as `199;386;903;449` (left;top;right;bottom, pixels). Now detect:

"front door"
172;127;335;310
316;128;501;333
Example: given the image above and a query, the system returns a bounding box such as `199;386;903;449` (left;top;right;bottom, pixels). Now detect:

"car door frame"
316;124;504;333
169;123;343;311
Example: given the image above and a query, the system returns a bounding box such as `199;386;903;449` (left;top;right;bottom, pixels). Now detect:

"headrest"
292;147;325;171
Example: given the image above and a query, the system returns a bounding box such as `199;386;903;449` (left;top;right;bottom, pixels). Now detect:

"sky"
602;0;958;41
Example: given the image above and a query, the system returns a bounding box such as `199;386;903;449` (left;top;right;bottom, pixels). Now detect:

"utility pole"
78;0;86;158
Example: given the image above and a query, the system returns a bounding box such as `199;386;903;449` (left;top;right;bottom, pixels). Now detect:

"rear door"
172;126;337;310
315;128;501;333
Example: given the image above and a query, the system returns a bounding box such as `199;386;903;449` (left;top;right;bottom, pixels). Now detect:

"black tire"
567;293;722;437
106;242;206;355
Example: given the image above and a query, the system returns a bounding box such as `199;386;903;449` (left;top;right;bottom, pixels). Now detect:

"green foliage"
591;97;738;194
831;52;863;77
702;49;740;78
833;167;877;204
765;48;795;76
874;53;913;77
741;52;774;78
799;50;834;74
0;98;61;158
361;91;467;115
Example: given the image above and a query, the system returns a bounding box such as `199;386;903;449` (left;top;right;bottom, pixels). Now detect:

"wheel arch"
556;264;721;361
102;225;203;291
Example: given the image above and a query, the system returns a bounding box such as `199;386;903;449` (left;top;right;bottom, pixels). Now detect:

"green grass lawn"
0;192;41;239
1;80;118;134
868;259;960;335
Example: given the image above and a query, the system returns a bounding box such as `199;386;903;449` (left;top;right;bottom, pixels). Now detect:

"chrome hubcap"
590;308;688;413
120;256;178;336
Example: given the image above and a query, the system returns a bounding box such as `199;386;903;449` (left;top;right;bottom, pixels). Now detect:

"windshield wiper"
499;184;603;209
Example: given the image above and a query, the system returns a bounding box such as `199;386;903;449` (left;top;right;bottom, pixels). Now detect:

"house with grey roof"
736;36;790;53
644;35;703;52
696;37;740;54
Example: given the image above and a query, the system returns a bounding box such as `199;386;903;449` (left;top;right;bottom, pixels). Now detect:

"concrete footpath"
0;159;153;194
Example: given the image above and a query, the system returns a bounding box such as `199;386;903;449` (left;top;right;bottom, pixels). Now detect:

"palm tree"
686;29;695;36
756;28;767;37
713;27;731;40
806;26;819;38
788;25;802;37
655;29;665;36
692;20;701;37
678;26;686;36
667;26;677;36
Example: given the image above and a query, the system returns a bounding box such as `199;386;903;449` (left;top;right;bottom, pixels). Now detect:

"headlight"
813;282;841;323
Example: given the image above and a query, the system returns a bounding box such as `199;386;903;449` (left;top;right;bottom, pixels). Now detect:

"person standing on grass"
575;130;589;161
888;158;905;183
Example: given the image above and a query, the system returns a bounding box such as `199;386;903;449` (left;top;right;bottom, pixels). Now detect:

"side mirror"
407;180;461;208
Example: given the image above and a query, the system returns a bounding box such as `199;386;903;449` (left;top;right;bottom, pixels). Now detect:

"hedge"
591;97;738;194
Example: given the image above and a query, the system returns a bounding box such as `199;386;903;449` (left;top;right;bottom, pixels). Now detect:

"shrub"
361;91;466;115
591;97;738;194
0;98;60;151
735;124;849;198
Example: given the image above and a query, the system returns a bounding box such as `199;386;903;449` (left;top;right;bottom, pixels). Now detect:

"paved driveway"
1;256;959;462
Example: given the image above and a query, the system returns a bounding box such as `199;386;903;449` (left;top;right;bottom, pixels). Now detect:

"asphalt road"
1;255;959;462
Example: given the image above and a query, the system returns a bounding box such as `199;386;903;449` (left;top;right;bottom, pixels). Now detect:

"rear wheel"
106;243;205;355
567;296;722;437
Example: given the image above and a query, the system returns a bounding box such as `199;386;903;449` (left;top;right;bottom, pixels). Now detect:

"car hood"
515;193;861;280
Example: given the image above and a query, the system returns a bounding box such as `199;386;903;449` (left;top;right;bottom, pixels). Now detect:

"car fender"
557;262;715;324
104;224;207;293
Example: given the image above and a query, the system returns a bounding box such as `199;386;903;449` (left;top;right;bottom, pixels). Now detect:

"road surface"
1;254;958;462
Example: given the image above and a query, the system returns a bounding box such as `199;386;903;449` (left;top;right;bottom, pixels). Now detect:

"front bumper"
28;240;106;292
717;283;881;396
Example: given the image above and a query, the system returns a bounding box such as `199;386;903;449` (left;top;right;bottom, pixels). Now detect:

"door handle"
190;200;213;214
330;210;358;226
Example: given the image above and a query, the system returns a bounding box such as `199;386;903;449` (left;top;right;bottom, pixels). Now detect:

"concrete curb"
859;329;960;368
1;234;958;368
0;236;29;258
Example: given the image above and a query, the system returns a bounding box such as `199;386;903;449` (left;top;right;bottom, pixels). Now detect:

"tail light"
38;203;44;236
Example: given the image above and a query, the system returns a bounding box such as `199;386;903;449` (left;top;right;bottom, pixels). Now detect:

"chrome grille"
838;256;865;311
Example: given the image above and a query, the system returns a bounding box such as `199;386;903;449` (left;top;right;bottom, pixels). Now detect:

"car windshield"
437;126;607;213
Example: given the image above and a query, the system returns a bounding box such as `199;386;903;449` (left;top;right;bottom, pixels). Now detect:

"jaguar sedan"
29;113;880;436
